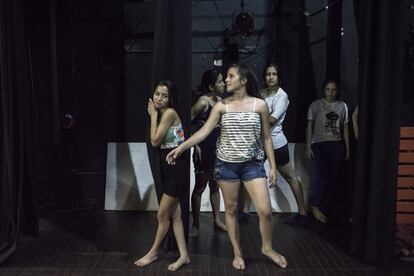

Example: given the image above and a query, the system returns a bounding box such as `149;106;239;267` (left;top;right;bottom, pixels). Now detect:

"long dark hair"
192;69;221;103
199;69;221;95
155;80;176;109
228;63;262;99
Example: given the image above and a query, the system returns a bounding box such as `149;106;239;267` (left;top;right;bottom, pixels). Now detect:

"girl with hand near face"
134;80;190;272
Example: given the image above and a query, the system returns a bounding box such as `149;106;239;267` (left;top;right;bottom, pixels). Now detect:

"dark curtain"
326;0;342;81
0;0;39;263
351;0;409;269
146;0;192;251
268;0;317;142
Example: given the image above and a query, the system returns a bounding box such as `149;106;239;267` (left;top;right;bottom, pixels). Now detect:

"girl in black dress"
135;80;190;271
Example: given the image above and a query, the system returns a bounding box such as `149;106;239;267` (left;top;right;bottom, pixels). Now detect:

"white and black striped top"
216;98;265;162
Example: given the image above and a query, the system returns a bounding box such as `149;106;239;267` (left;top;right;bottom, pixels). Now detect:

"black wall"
27;0;414;208
402;3;414;126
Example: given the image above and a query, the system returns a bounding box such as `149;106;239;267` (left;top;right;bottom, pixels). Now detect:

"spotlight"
232;0;254;37
233;12;254;37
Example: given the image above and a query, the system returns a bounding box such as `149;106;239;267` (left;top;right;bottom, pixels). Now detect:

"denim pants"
213;158;267;182
309;141;345;209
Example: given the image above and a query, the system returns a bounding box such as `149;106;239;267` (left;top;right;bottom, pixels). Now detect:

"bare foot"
167;255;190;271
311;206;327;223
262;248;287;268
189;226;199;238
232;255;245;270
214;220;227;232
134;252;158;267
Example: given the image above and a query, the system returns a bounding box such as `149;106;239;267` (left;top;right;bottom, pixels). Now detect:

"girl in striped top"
167;64;287;270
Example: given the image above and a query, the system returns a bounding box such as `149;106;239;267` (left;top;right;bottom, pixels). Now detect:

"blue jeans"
213;158;267;182
309;141;345;209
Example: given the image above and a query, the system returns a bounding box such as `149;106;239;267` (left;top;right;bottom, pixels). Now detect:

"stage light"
233;11;254;37
232;0;254;37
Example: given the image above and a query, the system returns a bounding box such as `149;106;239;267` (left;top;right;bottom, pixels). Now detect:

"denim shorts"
213;158;267;182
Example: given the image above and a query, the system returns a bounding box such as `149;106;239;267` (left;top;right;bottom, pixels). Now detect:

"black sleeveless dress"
192;103;220;173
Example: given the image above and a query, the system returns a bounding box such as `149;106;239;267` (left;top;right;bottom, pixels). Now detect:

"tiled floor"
1;210;413;275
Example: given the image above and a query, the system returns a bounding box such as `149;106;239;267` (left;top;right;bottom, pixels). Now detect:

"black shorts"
160;148;189;198
274;143;290;167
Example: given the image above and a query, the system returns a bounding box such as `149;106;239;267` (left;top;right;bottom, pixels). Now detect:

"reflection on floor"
2;210;414;275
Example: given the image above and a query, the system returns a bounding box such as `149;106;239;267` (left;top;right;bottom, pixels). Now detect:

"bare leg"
209;176;226;231
242;185;252;214
278;162;307;215
134;194;179;267
244;178;287;268
190;173;209;237
217;180;245;270
310;144;328;223
237;185;251;223
168;204;191;271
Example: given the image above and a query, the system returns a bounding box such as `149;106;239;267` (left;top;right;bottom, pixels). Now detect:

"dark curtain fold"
326;0;342;81
351;0;409;269
268;0;317;142
146;0;192;251
0;0;39;263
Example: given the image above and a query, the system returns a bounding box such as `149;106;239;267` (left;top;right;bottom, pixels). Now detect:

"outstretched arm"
166;102;223;164
190;97;208;162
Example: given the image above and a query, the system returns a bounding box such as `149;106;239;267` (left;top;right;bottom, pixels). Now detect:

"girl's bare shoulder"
255;97;266;104
255;98;269;112
212;99;226;112
162;108;179;120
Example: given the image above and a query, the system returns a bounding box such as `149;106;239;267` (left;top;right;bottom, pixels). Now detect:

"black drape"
146;0;192;251
326;0;342;81
268;0;316;142
351;0;409;269
0;0;39;263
